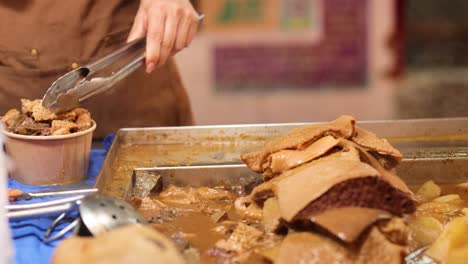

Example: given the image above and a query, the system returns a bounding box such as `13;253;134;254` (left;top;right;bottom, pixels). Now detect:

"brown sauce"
136;182;468;263
137;186;249;263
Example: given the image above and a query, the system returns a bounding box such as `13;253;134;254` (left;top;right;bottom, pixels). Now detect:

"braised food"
0;99;93;136
53;116;468;264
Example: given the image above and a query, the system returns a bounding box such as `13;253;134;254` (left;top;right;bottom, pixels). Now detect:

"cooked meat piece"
249;160;316;206
32;106;56;121
346;139;414;198
240;151;266;173
215;222;263;253
206;247;237;263
211;210;229;223
352;126;402;158
159;185;200;205
14;117;49;135
212;221;240;236
263;135;340;180
208;245;276;264
352;126;402;169
21;99;57;121
159;185;190;198
250;158;415;222
211;222;282;264
20;99;38;114
241;115;356;173
75;112;93;131
196;187;234;201
3;99;93;136
71;107;90;116
51;120;78;135
377;217;409;245
52;225;185;264
326;142;361;161
265;115;356;154
234;196;263;221
277;225;407;264
277;232;352;264
158;186;235;209
130;196;144;207
262;197;283;233
249;146;367;206
273;159;409;221
131;197;167;211
130;196;170;220
293;175;415;219
0;109;21;127
355;224;408;264
56;111;77;122
51;128;69;136
371;152;401;171
252;247;279;264
170;231;194;252
308;207;392;243
39;127;52;136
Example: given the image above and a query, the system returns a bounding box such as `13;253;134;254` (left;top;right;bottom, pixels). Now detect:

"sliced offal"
268;135;340;174
241;115;356;173
261;135;341;181
277;224;407;264
351;126;402;169
271;159;415;222
308;207;392;243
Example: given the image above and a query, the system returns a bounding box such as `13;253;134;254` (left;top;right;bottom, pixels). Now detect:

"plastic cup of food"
3;121;96;186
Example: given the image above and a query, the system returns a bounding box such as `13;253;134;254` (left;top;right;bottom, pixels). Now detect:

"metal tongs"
43;14;205;113
42;36;147;113
7;187;98;219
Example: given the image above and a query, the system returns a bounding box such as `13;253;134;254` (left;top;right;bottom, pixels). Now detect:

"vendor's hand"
127;0;199;73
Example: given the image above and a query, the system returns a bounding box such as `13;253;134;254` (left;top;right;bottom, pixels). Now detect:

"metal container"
95;118;468;198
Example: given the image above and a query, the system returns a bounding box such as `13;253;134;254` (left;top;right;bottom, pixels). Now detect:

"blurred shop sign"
201;0;278;32
208;0;368;91
281;0;315;30
200;0;320;32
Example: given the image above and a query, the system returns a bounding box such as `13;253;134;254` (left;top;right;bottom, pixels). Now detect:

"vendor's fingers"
158;10;181;67
146;10;166;73
127;8;147;42
174;13;191;52
186;16;199;48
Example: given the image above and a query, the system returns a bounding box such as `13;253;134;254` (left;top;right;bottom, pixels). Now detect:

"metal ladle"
44;194;146;242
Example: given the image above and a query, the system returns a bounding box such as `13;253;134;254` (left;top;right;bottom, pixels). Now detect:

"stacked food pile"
1;99;93;136
215;115;417;263
51;115;468;264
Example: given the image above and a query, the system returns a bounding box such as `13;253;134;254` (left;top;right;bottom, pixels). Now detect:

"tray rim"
95;117;468;197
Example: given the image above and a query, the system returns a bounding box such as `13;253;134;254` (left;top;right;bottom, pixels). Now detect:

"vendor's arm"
127;0;199;73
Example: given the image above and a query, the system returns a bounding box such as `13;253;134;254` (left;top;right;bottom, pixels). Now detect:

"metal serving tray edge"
95;117;468;199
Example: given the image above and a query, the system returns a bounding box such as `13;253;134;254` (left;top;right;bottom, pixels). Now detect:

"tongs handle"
42;13;205;113
85;37;146;84
80;13;205;101
76;37;146;102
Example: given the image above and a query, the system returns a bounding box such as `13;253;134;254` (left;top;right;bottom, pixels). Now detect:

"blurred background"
176;0;468;125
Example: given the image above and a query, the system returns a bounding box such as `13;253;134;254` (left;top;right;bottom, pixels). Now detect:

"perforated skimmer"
44;194;146;242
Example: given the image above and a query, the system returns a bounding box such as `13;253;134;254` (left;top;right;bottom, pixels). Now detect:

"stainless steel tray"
95;118;468;198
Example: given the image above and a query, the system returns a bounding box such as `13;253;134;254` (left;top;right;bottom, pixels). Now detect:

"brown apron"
0;0;194;138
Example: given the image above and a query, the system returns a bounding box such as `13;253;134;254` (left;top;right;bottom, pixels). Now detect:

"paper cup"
3;121;96;186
